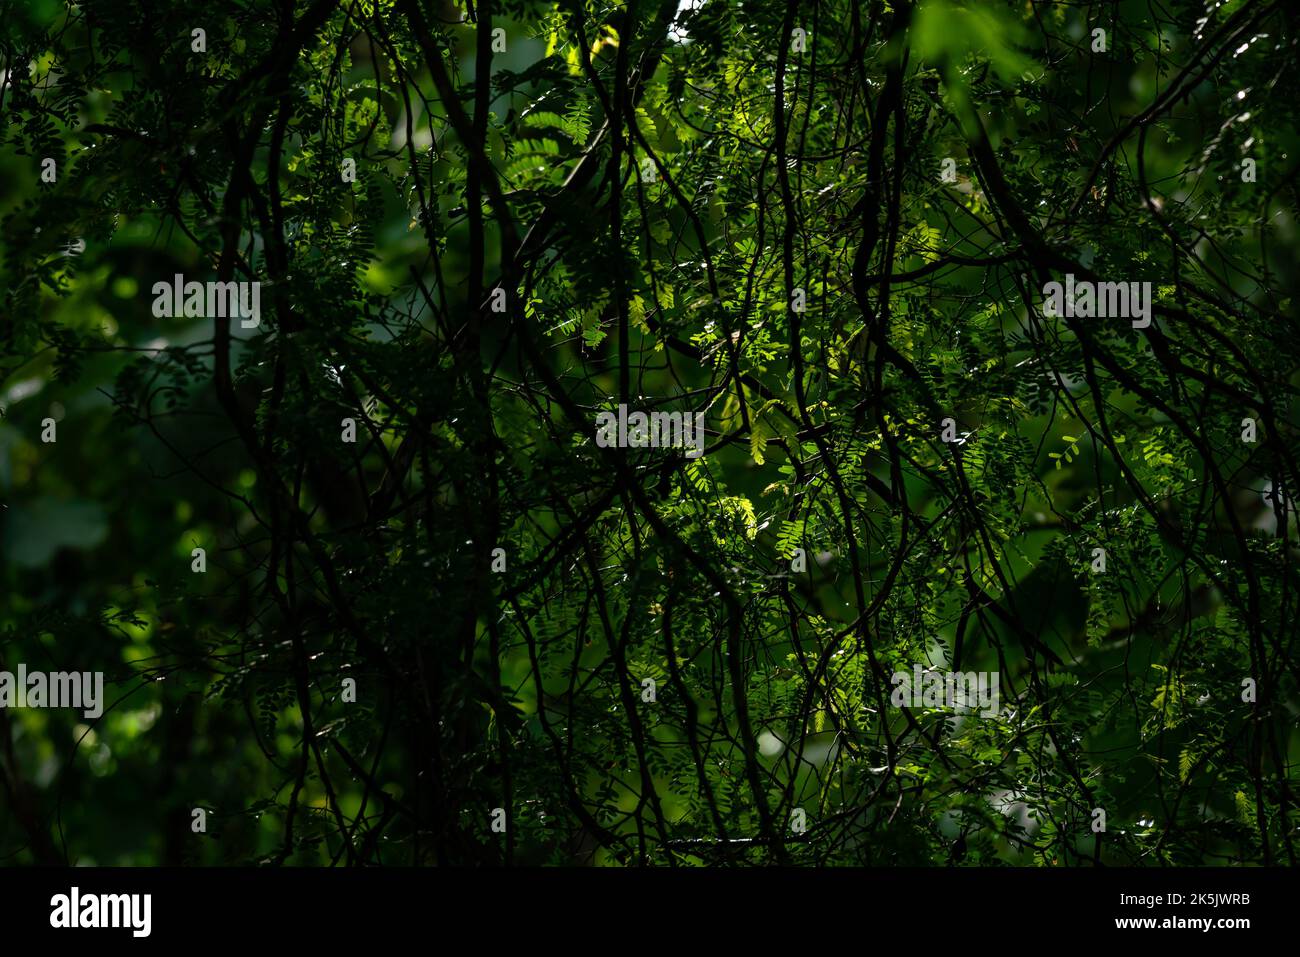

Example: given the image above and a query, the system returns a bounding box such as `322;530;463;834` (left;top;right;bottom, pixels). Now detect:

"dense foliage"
1;0;1298;866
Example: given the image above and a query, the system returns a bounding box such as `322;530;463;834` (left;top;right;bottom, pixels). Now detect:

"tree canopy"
1;0;1298;866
